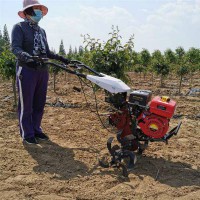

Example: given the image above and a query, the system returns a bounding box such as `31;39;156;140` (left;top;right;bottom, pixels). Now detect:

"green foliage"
186;47;200;72
134;65;143;73
3;24;10;47
0;48;16;80
131;51;139;65
153;63;170;77
139;48;151;67
78;46;84;56
175;46;185;64
176;65;189;77
0;48;17;106
164;48;176;72
82;26;134;82
67;45;73;60
174;47;190;93
176;65;189;93
151;50;169;86
52;39;66;75
152;50;164;64
1;23;199;96
0;30;4;53
164;49;176;64
74;47;77;55
59;40;66;56
152;50;169;76
137;48;151;76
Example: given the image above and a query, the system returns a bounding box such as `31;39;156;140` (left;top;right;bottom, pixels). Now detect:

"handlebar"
32;56;81;64
31;56;48;62
30;56;103;78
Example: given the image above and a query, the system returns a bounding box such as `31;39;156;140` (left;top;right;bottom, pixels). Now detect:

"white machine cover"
87;73;131;93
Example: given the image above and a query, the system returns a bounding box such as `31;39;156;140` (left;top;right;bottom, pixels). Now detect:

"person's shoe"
35;132;49;140
24;137;38;144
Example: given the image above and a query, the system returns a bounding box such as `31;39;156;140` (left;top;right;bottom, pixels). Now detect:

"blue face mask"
30;9;43;23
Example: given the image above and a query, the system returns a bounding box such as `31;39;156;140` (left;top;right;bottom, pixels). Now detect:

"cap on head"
18;0;48;19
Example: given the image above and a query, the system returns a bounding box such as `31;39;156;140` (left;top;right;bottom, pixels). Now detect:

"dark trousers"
16;66;49;139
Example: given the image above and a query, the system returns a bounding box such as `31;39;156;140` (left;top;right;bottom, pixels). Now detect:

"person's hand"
20;52;34;63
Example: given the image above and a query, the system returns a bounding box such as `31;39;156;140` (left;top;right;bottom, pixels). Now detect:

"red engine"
138;96;176;138
103;90;181;176
103;90;182;176
109;91;176;140
138;112;169;138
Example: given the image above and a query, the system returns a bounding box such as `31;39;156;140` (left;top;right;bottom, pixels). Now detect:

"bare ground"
0;72;200;200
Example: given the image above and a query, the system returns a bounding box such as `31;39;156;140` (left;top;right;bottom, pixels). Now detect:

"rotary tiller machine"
33;57;182;177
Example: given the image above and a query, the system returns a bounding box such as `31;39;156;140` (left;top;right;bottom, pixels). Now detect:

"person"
11;0;70;144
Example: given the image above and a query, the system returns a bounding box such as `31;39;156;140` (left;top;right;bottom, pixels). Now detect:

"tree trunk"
160;75;163;87
151;72;154;84
53;72;56;93
64;71;67;81
143;72;145;80
179;75;183;94
190;71;193;86
12;77;17;108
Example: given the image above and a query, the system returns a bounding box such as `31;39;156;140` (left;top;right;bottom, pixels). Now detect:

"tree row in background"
0;24;200;105
61;26;200;94
0;25;17;105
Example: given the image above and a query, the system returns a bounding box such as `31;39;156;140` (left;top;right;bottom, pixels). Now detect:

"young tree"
0;29;4;53
133;51;144;78
0;25;17;105
54;40;67;92
175;47;188;93
78;45;84;56
126;34;134;53
177;65;189;94
164;49;176;69
3;24;10;47
175;46;185;63
130;51;141;81
152;50;169;87
164;49;176;82
59;40;66;56
51;40;66;92
74;47;77;55
185;47;200;86
164;49;176;64
0;29;2;39
83;26;134;82
0;49;17;106
134;64;144;79
138;48;151;80
49;48;60;92
67;45;73;60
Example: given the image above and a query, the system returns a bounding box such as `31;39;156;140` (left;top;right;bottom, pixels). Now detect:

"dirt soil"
0;72;200;200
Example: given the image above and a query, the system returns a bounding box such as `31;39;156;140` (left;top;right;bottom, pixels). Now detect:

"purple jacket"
11;21;67;69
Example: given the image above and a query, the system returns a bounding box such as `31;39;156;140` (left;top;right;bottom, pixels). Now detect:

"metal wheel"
111;144;120;155
98;149;110;168
119;162;129;177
